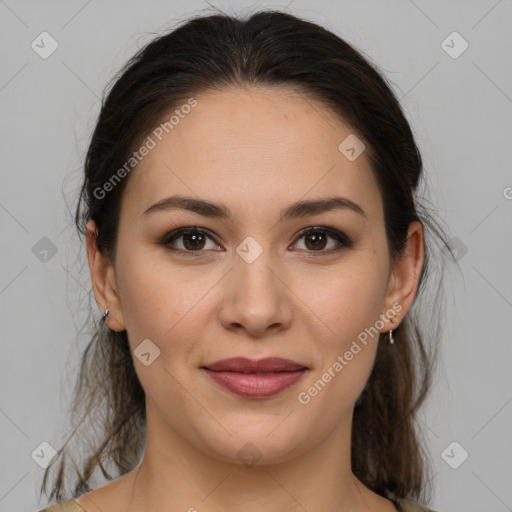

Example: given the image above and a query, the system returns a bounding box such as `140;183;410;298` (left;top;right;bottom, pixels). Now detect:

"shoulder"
396;496;438;512
37;499;87;512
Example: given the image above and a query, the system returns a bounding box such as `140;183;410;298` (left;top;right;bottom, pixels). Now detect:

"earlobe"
85;219;126;331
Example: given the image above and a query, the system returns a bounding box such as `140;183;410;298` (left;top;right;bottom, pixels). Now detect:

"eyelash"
158;226;354;257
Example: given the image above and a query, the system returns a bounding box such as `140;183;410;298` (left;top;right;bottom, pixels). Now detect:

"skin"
77;86;424;512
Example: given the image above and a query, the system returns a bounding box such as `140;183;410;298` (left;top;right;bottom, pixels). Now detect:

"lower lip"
203;369;307;398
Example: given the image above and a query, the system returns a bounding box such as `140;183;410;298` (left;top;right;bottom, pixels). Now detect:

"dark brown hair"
42;9;451;505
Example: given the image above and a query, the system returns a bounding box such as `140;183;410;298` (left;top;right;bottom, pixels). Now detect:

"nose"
218;249;293;338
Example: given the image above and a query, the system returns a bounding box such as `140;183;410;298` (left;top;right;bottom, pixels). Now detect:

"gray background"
1;1;511;511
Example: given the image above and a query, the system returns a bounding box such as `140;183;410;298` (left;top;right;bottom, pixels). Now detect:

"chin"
196;416;311;467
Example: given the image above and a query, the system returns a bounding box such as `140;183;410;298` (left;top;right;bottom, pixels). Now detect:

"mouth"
201;357;308;399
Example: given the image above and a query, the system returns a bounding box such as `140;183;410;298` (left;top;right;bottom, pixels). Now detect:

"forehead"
121;86;382;224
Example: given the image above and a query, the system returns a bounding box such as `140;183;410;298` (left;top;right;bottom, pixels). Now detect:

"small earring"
102;309;109;322
388;312;399;345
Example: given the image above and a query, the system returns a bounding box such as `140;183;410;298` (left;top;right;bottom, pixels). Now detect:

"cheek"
296;253;389;403
303;255;389;339
115;248;213;353
296;279;383;422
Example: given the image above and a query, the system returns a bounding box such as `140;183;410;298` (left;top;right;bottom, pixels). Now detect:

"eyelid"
159;227;223;254
159;225;354;255
293;225;352;244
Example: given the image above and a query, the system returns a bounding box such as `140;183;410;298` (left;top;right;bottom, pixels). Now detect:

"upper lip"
202;357;307;373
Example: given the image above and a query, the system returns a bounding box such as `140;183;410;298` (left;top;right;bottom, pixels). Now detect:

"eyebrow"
142;194;367;221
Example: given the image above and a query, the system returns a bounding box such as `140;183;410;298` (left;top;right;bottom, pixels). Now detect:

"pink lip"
202;357;308;398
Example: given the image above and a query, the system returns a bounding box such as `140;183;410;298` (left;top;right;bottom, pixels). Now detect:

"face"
88;86;422;467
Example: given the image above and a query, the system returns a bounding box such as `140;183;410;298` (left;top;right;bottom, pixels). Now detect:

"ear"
381;221;425;330
86;219;126;331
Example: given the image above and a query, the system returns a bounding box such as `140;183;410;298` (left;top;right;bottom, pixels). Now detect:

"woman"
39;9;449;512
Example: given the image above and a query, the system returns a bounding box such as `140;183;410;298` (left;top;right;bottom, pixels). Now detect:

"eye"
291;226;354;255
160;227;222;255
159;226;354;256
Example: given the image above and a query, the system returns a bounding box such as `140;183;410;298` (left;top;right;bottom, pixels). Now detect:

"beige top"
38;497;438;512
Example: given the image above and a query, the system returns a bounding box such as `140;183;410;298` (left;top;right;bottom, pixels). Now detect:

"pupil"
185;233;204;250
307;233;325;250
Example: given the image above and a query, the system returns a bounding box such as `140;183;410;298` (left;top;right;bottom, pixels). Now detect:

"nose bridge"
234;241;281;306
219;239;292;334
